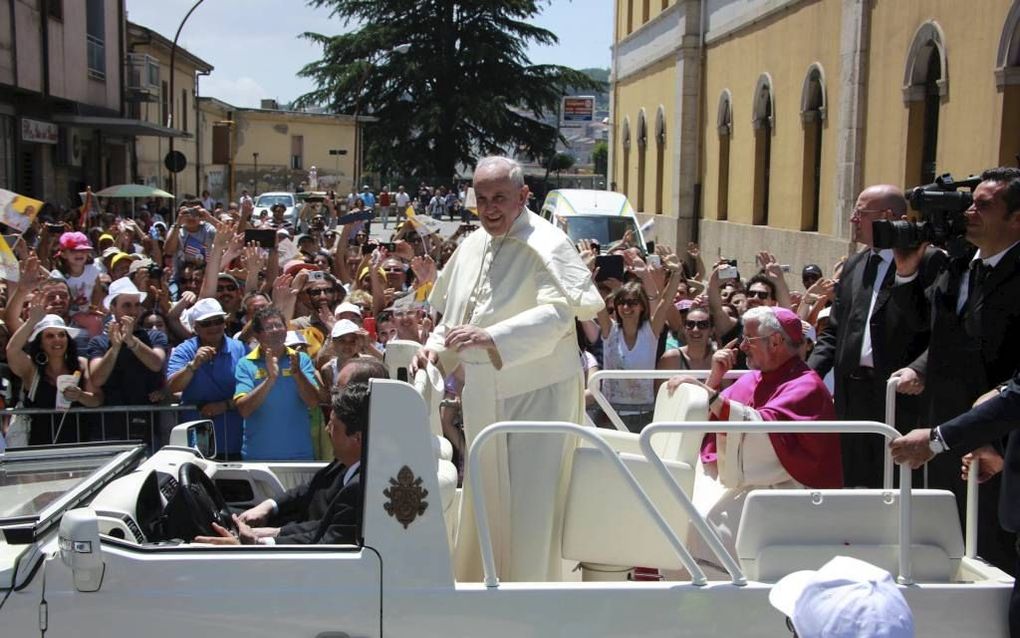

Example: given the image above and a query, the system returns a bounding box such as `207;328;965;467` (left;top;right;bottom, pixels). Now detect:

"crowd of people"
2;158;1020;630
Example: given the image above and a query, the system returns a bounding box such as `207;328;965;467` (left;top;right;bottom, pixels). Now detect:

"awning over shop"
51;114;192;138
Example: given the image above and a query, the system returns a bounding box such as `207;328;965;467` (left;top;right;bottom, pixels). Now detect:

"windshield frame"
0;443;146;544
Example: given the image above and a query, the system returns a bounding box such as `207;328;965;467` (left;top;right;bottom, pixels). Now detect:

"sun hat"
101;246;122;260
334;302;362;318
284;330;309;348
28;314;82;342
98;233;115;245
769;556;914;638
331;319;361;339
188;298;227;327
58;232;93;252
128;258;154;275
103;277;147;311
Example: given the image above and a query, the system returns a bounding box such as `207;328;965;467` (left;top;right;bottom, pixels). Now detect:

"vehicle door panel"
45;542;381;637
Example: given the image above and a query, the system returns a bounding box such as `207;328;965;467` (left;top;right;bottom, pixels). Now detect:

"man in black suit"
808;184;946;488
890;369;1020;636
892;166;1020;572
198;366;383;546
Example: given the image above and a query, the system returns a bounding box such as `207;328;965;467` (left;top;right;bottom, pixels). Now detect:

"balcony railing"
87;34;106;81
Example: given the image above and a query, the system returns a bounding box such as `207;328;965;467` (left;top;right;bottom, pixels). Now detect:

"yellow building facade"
612;0;1020;277
197;98;360;202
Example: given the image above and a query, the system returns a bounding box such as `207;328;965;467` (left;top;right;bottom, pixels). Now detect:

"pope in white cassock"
412;156;604;582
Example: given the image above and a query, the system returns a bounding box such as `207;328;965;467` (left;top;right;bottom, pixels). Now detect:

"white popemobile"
0;355;1013;636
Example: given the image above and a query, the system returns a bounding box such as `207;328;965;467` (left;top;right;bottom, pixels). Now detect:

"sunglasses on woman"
617;299;642;308
747;290;772;300
685;319;711;330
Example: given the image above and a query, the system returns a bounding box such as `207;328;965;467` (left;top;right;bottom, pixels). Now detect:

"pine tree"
296;0;602;184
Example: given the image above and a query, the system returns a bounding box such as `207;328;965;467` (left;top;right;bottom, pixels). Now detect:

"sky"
126;0;614;109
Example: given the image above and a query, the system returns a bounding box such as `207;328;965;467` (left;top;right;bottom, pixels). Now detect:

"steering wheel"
177;462;236;538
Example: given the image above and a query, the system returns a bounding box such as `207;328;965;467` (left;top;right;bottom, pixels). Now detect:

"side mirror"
59;508;104;592
169;420;217;459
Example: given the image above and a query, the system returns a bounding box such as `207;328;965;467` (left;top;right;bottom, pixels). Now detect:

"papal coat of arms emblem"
383;465;429;529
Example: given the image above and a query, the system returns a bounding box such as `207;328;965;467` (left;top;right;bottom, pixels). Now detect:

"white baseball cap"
331;319;361;339
28;314;82;343
188;298;227;326
769;556;914;638
103;277;147;311
334;302;362;318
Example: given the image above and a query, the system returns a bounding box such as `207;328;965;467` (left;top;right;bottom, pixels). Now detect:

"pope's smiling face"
473;162;528;237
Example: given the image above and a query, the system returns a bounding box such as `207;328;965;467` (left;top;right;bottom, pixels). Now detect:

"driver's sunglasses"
196;317;225;329
747;290;772;300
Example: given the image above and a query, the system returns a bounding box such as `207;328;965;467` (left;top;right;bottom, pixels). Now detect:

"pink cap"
59;231;93;252
771;307;804;345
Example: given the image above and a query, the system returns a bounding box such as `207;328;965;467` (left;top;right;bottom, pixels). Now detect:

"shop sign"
21;118;58;144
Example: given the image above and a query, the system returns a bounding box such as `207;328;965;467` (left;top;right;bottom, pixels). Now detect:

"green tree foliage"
296;0;602;183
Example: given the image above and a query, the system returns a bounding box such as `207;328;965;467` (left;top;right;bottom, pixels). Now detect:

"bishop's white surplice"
426;208;603;582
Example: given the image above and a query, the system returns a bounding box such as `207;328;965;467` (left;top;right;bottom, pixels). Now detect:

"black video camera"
872;173;980;250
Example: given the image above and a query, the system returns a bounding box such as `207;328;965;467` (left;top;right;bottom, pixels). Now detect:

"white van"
539;189;648;253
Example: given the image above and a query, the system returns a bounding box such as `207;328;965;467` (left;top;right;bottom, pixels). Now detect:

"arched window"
716;90;733;221
752;74;774;226
996;3;1020;166
800;64;826;232
654;105;666;215
636;109;648;212
903;21;948;187
622;117;631;197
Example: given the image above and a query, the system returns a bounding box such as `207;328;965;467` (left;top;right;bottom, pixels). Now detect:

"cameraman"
808;184;946;489
894;166;1020;572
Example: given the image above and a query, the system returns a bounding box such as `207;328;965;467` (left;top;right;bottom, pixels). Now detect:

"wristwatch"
929;427;949;454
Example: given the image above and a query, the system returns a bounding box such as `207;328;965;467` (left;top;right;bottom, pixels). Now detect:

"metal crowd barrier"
2;404;199;452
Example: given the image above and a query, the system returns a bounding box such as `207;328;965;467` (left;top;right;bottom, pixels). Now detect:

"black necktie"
862;252;882;290
966;261;983;304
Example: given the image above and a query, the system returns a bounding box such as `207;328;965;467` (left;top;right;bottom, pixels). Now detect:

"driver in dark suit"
196;378;376;546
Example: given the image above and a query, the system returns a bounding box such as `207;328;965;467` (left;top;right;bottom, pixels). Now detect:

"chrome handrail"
640;420;915;585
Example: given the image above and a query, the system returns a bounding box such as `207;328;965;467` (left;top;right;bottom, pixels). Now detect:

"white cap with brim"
769;556;914;638
187;298;227;328
29;314;81;343
334;302;362;318
103;277;147;311
284;330;309;348
331;319;361;339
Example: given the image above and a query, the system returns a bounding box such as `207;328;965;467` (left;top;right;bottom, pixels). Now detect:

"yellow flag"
0;235;19;281
0;189;43;233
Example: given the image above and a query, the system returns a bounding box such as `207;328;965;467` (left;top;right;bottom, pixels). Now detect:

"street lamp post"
167;0;207;201
351;44;410;193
